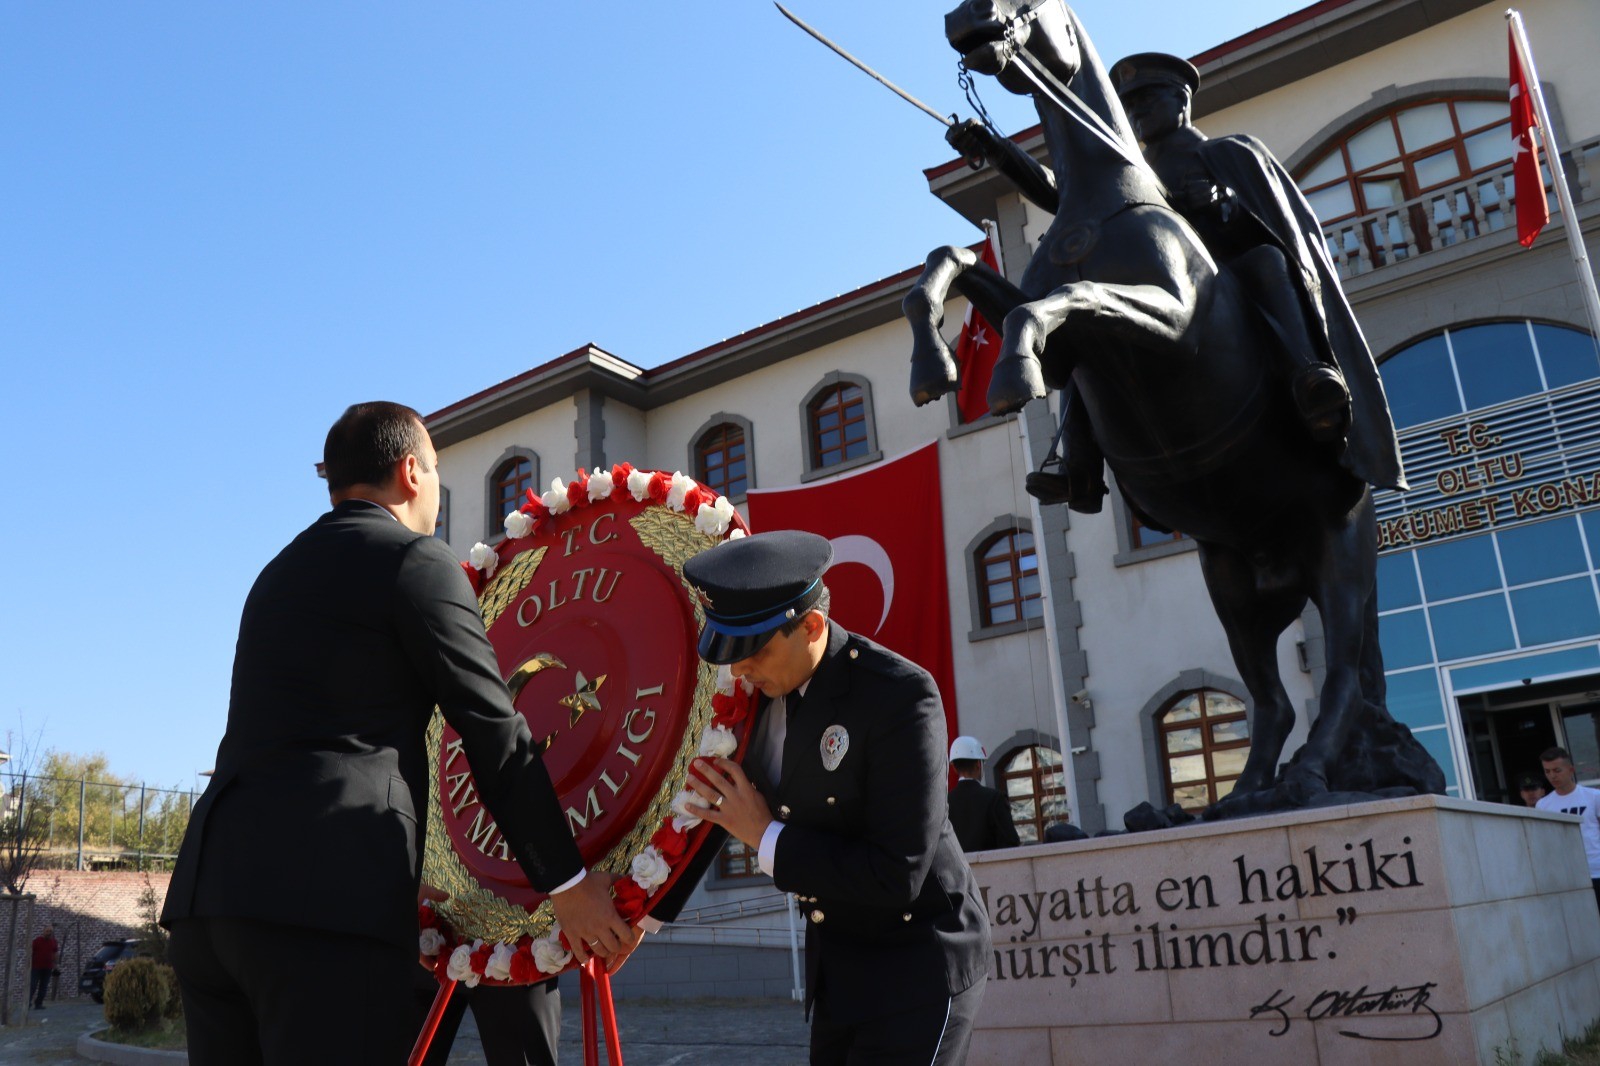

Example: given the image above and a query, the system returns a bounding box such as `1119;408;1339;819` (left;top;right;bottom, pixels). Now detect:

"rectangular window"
1509;578;1600;647
1417;534;1501;600
1497;517;1587;586
1385;668;1447;730
1379;608;1434;670
1428;594;1516;660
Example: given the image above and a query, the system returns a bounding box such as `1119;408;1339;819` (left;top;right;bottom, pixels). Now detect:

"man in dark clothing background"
947;737;1020;853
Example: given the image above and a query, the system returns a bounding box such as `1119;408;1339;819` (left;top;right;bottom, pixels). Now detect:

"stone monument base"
966;795;1600;1064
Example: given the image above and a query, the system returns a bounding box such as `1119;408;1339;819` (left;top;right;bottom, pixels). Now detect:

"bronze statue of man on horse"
903;0;1445;818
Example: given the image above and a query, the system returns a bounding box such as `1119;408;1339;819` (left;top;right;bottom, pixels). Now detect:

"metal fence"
0;771;195;872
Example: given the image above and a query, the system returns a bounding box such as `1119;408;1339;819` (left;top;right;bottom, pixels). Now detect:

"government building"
422;0;1600;996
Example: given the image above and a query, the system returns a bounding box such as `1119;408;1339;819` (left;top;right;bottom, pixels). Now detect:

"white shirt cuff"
548;867;587;896
757;821;784;877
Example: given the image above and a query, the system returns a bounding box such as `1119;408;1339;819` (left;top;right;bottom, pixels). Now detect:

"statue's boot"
1292;364;1351;443
1025;462;1108;513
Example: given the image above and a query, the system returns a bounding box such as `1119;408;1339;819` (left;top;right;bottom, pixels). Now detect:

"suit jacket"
162;500;583;951
948;779;1020;853
651;624;990;1019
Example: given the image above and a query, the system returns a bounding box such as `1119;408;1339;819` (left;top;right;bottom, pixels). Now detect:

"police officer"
681;530;990;1065
947;737;1020;853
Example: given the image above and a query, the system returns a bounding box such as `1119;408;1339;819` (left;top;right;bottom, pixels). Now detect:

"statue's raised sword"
774;3;955;130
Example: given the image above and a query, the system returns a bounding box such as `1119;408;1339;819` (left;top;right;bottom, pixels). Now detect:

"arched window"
1378;321;1599;430
717;838;761;880
1296;97;1520;268
998;745;1068;843
1159;689;1251;811
492;456;535;526
695;422;749;499
809;384;870;470
977;529;1042;626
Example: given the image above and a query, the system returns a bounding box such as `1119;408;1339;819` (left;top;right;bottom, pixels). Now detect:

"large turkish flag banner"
746;442;959;741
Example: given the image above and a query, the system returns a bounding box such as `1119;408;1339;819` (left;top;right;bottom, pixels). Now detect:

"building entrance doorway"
1458;674;1600;804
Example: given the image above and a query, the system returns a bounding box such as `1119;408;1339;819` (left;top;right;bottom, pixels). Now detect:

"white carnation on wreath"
695;496;736;536
485;942;516;982
503;510;534;539
626;469;652;502
419;928;446;956
715;664;737;696
533;934;572;975
630;844;671;890
469;542;499;579
542;478;573;514
666;472;696;512
699;725;737;759
588;467;614;502
670;789;707;830
728;527;747;541
447;943;481;988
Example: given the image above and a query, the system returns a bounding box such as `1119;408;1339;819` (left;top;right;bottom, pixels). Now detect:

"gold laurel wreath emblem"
422;510;724;944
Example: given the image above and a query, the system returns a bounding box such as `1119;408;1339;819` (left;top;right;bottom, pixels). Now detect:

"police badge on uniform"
820;725;849;771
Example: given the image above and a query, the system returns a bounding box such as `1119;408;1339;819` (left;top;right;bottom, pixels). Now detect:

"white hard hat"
949;736;987;762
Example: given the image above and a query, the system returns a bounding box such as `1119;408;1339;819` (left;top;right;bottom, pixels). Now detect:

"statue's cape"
1197;134;1408;491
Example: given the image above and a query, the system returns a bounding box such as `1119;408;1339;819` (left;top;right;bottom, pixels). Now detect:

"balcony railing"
1320;137;1600;280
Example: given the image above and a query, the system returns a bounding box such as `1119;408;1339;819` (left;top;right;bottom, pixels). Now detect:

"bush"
103;956;168;1032
157;963;183;1021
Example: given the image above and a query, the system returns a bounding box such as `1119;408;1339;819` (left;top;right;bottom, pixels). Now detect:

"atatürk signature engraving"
1249;982;1441;1041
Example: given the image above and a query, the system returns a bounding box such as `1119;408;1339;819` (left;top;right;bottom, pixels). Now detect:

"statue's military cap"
682;529;833;665
1109;52;1201;98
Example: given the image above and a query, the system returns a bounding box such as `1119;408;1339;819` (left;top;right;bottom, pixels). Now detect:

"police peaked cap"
682;530;833;665
1109;52;1201;98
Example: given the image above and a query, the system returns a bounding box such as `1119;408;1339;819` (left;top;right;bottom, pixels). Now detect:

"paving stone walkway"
0;995;811;1065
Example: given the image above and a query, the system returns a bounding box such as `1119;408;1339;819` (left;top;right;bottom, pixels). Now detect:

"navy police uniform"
674;531;991;1066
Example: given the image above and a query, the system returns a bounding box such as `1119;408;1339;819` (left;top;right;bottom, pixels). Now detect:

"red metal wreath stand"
409;959;623;1066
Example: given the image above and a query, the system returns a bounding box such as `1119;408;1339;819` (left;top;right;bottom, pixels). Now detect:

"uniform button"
779;805;791;819
826;796;836;806
810;910;825;923
904;912;914;921
849;649;859;660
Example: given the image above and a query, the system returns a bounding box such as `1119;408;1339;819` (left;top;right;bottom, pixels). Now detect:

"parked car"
79;939;141;1003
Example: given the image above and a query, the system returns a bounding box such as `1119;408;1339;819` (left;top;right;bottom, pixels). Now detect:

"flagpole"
986;217;1084;825
1507;9;1600;347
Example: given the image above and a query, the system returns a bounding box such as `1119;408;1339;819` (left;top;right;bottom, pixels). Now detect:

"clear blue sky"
3;0;1301;789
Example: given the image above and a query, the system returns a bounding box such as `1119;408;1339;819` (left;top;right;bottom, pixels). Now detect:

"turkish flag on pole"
746;442;960;745
1510;25;1549;248
954;237;1003;424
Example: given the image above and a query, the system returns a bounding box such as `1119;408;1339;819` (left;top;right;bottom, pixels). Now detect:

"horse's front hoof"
909;341;960;407
987;358;1045;415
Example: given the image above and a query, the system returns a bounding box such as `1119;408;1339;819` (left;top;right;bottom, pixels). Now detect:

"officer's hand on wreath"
687;758;773;851
551;872;639;972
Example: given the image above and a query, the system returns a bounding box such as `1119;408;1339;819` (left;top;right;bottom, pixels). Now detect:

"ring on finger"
712;793;725;809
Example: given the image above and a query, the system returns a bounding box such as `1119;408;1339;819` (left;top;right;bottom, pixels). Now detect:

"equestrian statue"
902;0;1446;818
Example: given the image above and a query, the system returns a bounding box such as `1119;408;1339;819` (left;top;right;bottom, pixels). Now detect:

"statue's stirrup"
1293;365;1351;442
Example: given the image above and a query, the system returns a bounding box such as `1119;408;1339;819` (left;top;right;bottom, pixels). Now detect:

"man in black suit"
678;531;990;1066
946;737;1020;853
162;402;636;1066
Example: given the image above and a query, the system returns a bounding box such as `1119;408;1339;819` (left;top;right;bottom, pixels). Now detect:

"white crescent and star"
827;534;895;635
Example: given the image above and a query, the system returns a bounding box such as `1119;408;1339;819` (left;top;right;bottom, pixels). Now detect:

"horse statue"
903;0;1446;816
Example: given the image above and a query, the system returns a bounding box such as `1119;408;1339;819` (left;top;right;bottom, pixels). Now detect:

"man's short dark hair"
777;586;831;637
324;402;428;491
1541;746;1573;765
952;758;983;776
